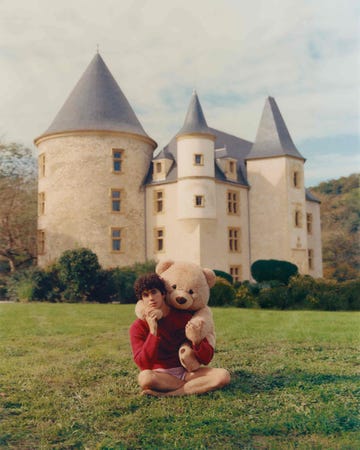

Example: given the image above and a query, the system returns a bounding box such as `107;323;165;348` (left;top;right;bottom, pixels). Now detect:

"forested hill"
309;173;359;280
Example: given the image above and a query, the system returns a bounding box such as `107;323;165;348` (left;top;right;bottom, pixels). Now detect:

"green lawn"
0;304;359;449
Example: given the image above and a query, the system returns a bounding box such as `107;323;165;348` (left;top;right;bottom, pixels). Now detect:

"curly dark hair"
134;273;167;300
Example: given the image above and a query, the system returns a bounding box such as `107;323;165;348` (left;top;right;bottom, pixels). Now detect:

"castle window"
228;227;241;253
227;190;239;215
308;249;314;270
154;190;164;214
38;192;45;216
230;265;242;282
295;210;302;228
111;228;123;252
229;161;236;174
155;162;163;173
154;228;165;252
112;149;123;173
111;189;122;213
307;213;313;234
293;171;301;188
37;230;45;255
194;195;205;207
38;154;46;177
194;154;204;166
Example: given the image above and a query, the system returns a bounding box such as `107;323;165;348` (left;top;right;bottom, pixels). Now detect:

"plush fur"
135;260;216;371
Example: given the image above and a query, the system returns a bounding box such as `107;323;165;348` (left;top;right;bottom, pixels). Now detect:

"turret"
176;91;216;219
246;97;309;273
35;53;156;268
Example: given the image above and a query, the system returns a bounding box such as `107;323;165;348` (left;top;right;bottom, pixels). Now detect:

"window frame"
154;189;164;214
194;154;204;166
308;249;314;270
154;227;165;253
229;265;242;282
112;149;124;173
38;154;46;177
194;195;205;208
306;213;313;234
228;227;241;253
111;227;123;253
38;192;46;216
37;229;45;255
295;210;302;228
110;188;123;213
227;190;240;215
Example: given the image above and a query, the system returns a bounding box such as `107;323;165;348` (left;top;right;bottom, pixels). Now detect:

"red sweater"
129;308;214;370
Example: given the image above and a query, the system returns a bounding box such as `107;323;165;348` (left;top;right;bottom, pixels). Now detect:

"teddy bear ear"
156;260;175;275
203;268;216;288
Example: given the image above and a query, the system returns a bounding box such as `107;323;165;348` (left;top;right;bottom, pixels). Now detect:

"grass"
0;304;359;449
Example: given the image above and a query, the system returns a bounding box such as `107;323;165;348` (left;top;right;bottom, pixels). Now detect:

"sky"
0;0;359;187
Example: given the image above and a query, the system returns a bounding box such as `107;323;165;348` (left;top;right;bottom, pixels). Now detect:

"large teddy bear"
135;260;216;372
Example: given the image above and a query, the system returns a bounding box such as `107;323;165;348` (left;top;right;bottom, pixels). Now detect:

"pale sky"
0;0;359;186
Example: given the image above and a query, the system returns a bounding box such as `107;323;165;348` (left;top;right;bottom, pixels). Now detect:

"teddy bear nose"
176;296;187;305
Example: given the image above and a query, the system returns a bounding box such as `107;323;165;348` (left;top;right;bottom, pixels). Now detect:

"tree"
57;248;102;302
0;141;37;272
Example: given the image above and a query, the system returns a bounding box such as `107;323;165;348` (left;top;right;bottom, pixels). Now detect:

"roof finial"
96;43;100;54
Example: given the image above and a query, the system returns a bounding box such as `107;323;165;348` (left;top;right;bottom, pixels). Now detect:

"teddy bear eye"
188;289;194;295
172;284;177;289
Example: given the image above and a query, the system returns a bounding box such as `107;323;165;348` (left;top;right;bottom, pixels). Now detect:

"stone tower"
35;54;157;268
246;97;309;273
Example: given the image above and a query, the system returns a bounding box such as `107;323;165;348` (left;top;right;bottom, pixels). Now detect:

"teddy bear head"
156;260;216;312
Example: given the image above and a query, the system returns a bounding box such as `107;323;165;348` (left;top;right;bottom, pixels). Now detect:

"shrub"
6;267;55;302
213;270;233;284
251;259;298;285
57;248;102;302
209;278;236;306
234;284;258;308
107;267;137;304
257;286;289;309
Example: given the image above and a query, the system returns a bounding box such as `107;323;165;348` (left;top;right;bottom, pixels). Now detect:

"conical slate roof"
37;53;153;142
177;90;214;137
247;97;305;160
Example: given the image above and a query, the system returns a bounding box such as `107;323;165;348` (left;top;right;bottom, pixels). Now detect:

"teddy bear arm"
186;307;214;342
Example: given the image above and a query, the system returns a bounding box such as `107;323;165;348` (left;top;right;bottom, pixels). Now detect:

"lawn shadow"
227;369;359;394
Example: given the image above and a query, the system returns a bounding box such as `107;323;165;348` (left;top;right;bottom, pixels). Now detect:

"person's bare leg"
144;367;230;397
138;370;185;394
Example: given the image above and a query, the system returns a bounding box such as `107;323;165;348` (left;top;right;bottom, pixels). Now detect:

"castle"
35;53;323;281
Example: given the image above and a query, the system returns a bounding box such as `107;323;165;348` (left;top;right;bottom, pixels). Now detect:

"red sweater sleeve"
129;320;160;370
193;337;214;365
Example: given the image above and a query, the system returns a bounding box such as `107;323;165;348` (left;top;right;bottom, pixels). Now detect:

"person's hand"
145;308;159;335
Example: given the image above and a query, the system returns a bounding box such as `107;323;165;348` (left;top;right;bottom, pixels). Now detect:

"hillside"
309;173;360;280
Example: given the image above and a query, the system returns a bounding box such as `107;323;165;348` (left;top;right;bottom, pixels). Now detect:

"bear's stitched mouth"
176;296;187;305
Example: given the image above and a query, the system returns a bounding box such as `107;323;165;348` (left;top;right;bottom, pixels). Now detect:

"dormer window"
152;157;172;182
229;161;235;174
194;154;204;166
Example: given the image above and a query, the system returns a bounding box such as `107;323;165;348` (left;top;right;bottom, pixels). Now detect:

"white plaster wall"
177;178;216;219
247;157;290;262
306;201;323;277
177;136;215;179
146;181;250;279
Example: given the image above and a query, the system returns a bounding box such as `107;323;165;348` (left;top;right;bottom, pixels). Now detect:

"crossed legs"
138;367;230;397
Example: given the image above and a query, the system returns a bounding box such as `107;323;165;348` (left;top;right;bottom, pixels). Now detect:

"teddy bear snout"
176;296;187;305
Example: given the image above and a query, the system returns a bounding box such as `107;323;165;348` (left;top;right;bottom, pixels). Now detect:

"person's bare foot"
141;389;166;397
